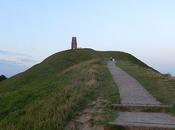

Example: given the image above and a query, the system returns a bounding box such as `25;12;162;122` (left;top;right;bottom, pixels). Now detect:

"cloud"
0;59;27;77
0;50;9;55
20;58;36;63
0;50;37;67
0;50;39;77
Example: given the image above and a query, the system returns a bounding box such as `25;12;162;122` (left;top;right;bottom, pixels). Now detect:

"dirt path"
66;97;110;130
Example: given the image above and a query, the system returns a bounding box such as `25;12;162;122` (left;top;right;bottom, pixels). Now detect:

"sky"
0;0;175;75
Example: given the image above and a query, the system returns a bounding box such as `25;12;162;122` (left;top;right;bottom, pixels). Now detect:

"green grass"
117;60;175;114
0;49;98;119
1;48;171;130
0;59;115;130
0;49;121;130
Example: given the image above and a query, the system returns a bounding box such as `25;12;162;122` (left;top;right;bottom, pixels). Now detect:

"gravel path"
107;61;160;105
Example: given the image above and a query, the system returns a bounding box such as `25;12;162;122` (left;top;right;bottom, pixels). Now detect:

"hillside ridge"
0;48;167;130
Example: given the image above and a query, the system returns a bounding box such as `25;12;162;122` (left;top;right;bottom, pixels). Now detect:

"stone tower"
71;37;77;49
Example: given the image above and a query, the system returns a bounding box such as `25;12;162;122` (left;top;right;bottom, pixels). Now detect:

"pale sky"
0;0;175;75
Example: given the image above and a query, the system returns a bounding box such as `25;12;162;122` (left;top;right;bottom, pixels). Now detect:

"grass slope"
0;49;98;121
0;49;119;130
0;48;169;130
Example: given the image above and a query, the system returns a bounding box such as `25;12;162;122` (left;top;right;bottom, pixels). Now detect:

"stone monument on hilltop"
71;37;77;49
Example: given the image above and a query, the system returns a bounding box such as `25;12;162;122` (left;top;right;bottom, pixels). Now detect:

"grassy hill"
0;48;174;130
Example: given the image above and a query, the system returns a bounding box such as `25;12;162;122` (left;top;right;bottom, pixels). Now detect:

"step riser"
113;106;169;112
123;126;173;130
101;125;174;130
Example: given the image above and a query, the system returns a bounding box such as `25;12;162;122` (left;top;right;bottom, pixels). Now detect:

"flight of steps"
107;61;175;130
108;104;175;130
